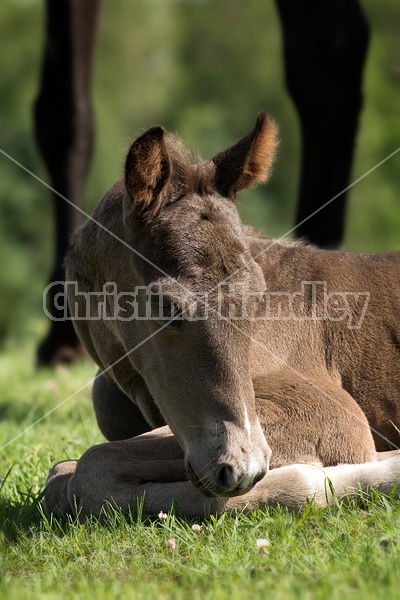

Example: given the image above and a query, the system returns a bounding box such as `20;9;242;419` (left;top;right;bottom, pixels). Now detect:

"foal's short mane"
243;224;307;248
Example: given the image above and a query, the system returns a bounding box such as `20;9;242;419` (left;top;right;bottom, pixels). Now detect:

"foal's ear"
212;112;278;198
125;126;171;215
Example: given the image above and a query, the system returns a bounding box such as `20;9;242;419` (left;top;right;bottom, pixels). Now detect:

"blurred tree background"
0;0;399;346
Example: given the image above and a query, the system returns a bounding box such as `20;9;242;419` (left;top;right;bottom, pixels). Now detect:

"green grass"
1;341;400;599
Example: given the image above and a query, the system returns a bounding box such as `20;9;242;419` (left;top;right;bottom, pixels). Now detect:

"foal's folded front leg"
46;426;223;519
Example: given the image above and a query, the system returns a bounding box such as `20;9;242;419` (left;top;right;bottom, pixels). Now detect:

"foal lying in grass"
44;113;400;518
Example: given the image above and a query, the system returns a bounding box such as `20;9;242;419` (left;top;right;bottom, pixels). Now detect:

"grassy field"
1;341;400;599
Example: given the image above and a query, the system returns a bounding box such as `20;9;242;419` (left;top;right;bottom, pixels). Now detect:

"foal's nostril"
252;469;266;486
215;464;235;491
236;466;267;493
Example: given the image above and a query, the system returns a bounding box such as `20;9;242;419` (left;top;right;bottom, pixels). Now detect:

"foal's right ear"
125;126;171;216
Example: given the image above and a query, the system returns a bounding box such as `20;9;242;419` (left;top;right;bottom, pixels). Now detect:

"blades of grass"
324;475;341;511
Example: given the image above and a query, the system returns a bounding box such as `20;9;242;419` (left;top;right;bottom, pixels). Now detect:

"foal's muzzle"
186;458;268;498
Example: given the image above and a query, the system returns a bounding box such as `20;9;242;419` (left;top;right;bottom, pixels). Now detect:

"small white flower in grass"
256;538;270;554
165;538;176;551
191;524;202;534
158;511;168;521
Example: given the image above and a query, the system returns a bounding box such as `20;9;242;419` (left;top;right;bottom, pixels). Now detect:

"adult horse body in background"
44;114;400;519
35;0;369;365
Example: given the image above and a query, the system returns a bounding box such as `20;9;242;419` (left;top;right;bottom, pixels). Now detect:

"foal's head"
123;113;278;497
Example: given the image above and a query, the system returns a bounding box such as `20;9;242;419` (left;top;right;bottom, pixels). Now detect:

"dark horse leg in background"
276;0;369;248
34;0;102;366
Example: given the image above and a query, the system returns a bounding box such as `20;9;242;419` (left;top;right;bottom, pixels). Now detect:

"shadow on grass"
0;474;173;544
0;486;45;542
0;482;87;543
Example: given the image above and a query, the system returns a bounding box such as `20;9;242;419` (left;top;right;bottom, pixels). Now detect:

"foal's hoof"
43;460;77;518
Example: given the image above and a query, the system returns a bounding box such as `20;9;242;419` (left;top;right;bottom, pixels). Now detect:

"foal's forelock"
157;136;217;204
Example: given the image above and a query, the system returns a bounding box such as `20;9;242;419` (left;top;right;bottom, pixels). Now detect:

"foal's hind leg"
253;371;377;468
376;450;400;461
224;454;400;513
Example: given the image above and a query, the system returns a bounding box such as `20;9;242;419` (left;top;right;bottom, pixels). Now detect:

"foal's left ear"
212;112;279;198
125;125;171;216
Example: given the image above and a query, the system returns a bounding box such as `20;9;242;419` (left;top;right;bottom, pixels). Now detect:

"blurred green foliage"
0;0;399;343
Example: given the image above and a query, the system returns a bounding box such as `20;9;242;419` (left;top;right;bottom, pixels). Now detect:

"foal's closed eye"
166;317;183;329
150;297;184;329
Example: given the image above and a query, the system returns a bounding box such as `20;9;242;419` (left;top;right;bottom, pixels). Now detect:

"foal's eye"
166;317;183;329
150;298;184;329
